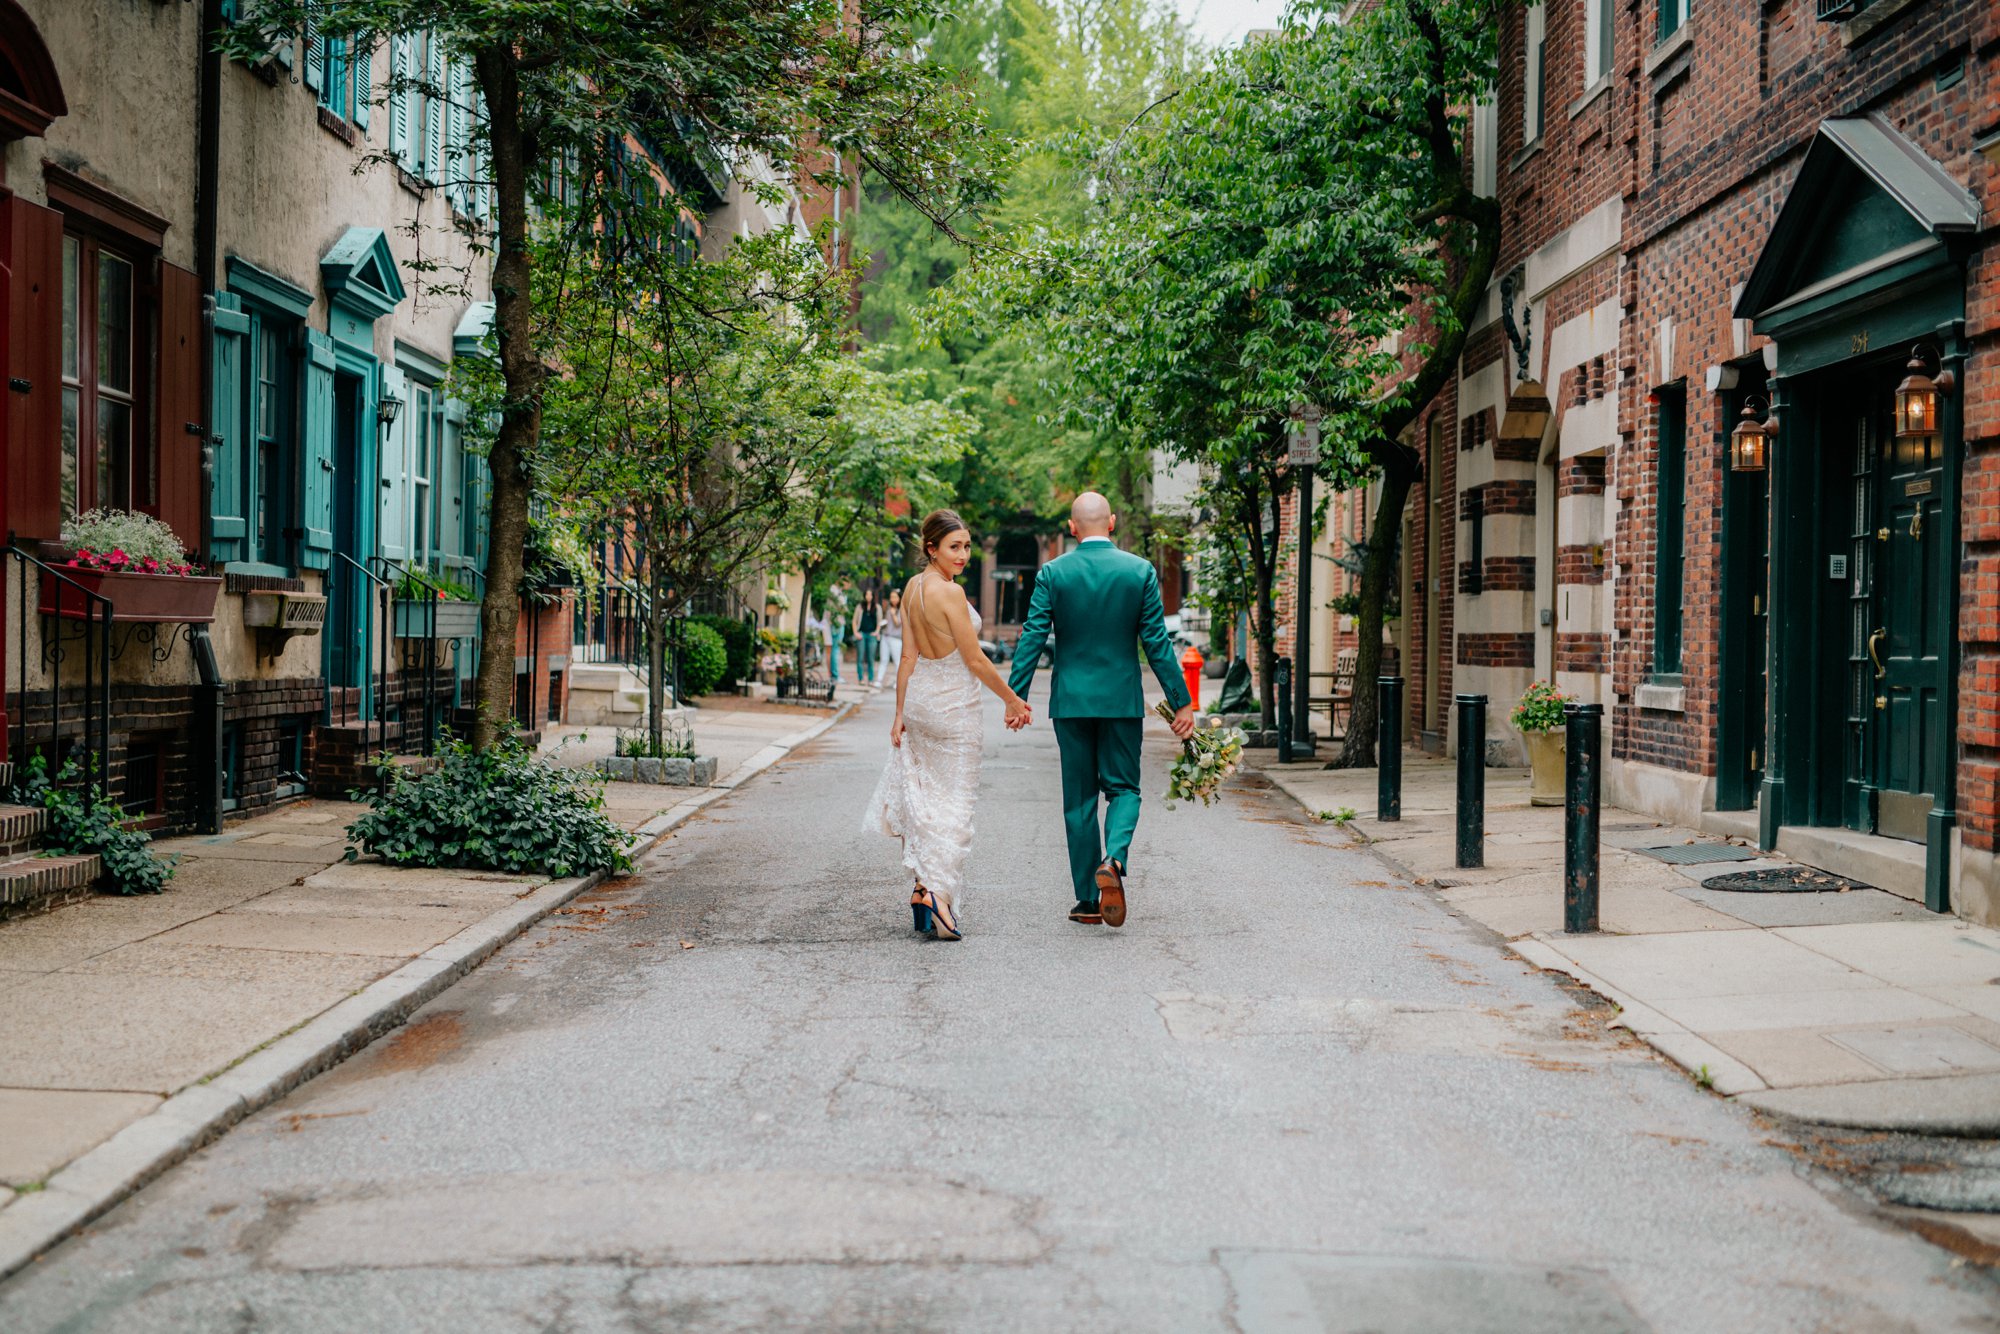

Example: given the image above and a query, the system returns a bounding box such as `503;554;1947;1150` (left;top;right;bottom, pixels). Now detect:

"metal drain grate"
1700;865;1875;893
1633;842;1759;865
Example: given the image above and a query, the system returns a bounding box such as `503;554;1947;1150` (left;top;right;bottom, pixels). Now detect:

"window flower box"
393;598;481;641
40;566;222;623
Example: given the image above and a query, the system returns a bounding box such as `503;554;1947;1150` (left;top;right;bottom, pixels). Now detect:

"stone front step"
0;803;47;858
0;852;103;917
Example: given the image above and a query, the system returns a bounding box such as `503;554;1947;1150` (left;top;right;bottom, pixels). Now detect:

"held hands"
1004;697;1034;731
1170;703;1197;740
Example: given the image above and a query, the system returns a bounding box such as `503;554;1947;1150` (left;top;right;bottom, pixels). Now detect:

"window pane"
257;325;280;440
61;236;79;383
96;252;133;394
97;398;131;512
60;386;79;516
258;440;278;559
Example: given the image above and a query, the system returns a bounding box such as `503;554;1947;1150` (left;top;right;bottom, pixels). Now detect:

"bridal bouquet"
1155;701;1246;808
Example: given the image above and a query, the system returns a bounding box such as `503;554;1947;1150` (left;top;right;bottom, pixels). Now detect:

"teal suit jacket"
1008;541;1192;719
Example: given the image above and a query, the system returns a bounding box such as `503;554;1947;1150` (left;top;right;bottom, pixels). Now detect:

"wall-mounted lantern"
376;393;404;428
1729;394;1774;473
1893;343;1953;442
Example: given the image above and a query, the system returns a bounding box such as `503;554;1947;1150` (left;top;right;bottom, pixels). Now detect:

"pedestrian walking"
855;589;881;684
882;587;904;670
825;583;850;682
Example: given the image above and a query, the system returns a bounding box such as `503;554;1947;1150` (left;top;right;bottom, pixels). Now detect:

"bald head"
1069;492;1115;539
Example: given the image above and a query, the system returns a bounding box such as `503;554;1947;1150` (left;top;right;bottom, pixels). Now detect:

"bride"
863;509;1031;940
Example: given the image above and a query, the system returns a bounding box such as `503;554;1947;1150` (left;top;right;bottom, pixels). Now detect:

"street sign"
1288;415;1321;466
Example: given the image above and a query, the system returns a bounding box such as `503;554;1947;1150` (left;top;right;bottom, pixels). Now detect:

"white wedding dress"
863;595;984;906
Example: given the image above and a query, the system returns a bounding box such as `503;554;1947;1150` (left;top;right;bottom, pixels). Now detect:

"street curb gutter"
0;706;860;1282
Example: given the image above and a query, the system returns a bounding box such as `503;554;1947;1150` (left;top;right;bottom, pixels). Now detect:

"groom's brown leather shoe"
1096;858;1126;928
1069;902;1103;925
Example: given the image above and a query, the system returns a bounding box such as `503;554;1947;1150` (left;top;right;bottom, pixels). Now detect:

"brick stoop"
0;803;47;857
0;853;103;919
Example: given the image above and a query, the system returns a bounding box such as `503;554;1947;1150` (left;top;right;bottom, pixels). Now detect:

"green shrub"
16;754;176;895
689;614;755;690
676;620;729;697
345;736;632;879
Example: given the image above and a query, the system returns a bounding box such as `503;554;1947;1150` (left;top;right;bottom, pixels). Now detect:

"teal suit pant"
1053;717;1143;904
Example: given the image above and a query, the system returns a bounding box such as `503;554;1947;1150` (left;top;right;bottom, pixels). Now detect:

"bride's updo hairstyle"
916;509;968;569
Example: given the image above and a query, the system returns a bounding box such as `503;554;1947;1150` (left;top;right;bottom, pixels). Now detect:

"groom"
1008;493;1196;928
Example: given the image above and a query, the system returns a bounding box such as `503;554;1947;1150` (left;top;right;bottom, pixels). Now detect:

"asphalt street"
2;685;1997;1332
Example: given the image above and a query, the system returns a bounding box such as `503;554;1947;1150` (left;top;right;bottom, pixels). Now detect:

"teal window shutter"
447;59;470;212
387;34;409;165
423;34;446;182
302;4;322;93
353;35;372;130
471;449;490;570
441;398;467;562
300;329;337;570
209;293;250;565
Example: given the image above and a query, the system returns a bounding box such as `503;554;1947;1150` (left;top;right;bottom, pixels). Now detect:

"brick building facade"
1279;0;1999;924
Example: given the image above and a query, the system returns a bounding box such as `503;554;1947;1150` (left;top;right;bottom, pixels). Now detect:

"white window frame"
1522;3;1546;146
1585;0;1613;87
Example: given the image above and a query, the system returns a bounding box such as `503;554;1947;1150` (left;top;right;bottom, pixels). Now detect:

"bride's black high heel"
910;886;933;933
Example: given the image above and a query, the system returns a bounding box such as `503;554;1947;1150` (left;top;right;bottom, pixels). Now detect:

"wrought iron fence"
327;552;393;764
5;546;113;802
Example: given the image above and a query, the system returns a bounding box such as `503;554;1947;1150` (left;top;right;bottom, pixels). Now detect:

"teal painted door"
1868;388;1946;843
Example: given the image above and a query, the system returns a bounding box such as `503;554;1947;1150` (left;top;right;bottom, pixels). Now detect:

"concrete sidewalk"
0;699;849;1277
1257;753;2000;1134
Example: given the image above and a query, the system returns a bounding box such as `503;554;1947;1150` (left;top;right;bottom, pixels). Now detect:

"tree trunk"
469;50;541;748
795;568;817;689
647;561;667;753
1329;447;1417;768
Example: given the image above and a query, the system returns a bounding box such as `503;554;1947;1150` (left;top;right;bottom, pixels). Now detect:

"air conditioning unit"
1816;0;1868;19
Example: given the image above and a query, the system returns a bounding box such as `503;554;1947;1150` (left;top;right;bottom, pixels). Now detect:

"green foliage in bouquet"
1155;701;1246;808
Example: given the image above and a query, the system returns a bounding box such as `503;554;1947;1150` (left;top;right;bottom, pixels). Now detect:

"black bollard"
1275;656;1294;765
1564;703;1603;933
1377;675;1403;822
1455;693;1486;869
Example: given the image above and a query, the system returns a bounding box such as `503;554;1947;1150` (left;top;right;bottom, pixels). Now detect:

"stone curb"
0;720;829;1283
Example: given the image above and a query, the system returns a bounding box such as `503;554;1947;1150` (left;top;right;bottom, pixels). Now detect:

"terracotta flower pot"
1523;728;1564;807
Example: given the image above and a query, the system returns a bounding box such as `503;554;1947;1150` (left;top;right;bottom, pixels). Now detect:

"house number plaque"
1905;478;1933;496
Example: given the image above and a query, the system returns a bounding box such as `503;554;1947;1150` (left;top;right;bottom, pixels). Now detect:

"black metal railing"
6;545;113;802
327;552;392;764
1815;0;1866;19
574;577;649;668
371;556;467;758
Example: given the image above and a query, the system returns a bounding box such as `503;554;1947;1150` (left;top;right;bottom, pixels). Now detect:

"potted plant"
43;510;222;623
1511;680;1574;807
392;569;481;641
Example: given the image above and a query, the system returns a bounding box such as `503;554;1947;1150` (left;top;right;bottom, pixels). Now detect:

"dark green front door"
1868;391;1946;842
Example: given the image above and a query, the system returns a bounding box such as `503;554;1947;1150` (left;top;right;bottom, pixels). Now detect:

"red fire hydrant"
1181;645;1204;710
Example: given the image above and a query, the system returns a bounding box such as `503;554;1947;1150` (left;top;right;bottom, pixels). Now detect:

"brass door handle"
1868;627;1887;679
1911;508;1923;540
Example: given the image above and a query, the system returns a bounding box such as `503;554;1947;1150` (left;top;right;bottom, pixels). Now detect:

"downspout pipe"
191;0;226;833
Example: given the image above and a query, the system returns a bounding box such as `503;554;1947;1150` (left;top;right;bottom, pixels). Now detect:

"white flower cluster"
1156;702;1245;808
